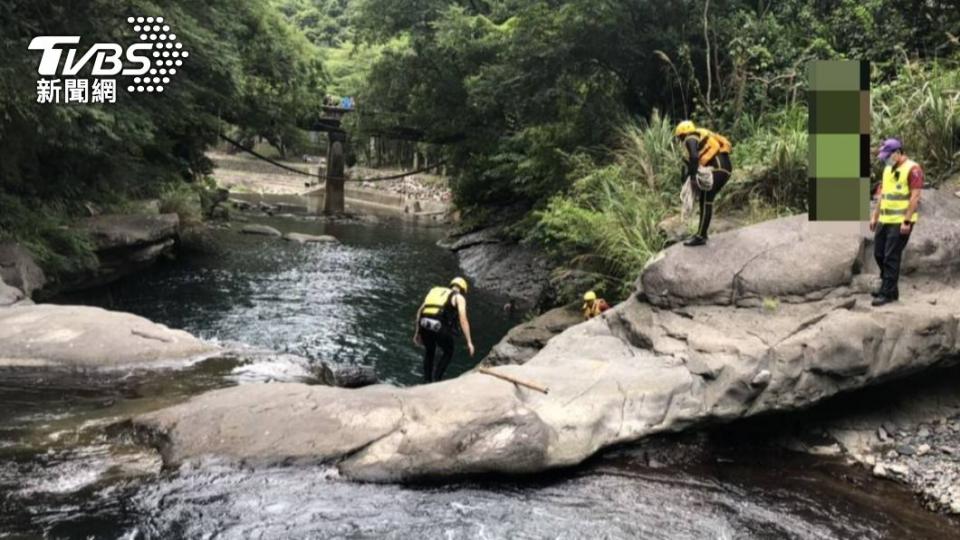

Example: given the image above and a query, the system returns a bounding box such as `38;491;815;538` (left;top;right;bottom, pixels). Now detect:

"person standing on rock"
674;120;733;246
414;277;475;383
870;138;923;307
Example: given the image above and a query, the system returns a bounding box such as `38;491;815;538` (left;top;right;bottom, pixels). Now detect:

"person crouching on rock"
414;277;475;383
582;291;610;320
870;138;923;307
674;120;733;247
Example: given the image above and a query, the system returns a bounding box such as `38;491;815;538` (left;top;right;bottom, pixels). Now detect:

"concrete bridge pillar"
324;131;347;215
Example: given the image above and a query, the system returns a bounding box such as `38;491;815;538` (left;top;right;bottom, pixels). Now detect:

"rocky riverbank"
439;227;552;310
128;189;960;510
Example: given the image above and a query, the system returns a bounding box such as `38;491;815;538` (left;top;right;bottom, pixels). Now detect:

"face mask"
885;156;897;167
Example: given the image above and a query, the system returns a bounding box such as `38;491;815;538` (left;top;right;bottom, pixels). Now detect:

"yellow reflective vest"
879;159;919;225
690;128;732;166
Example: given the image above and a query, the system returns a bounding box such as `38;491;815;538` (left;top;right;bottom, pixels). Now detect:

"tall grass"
873;61;960;181
726;105;808;213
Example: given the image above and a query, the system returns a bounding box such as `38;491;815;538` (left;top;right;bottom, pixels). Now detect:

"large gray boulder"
0;304;217;368
444;227;551;310
0;242;46;297
80;214;179;250
640;215;863;307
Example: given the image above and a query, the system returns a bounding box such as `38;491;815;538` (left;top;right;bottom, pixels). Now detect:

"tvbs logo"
29;16;189;104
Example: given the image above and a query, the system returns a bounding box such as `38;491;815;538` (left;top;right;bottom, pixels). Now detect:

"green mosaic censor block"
811;134;862;178
814;177;870;221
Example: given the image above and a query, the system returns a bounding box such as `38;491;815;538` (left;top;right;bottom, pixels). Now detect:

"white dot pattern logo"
126;15;188;94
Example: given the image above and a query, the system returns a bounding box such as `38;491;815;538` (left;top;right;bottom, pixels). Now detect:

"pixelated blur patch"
807;60;870;221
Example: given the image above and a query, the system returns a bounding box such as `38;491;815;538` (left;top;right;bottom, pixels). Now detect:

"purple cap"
877;138;902;161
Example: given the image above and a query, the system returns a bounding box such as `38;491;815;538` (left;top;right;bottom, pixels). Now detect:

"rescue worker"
581;291;610;320
413;277;475;383
870;138;923;306
674;121;733;246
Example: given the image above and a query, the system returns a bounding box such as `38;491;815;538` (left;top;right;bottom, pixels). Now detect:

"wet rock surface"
782;366;960;515
440;227;551;310
0;304;217;368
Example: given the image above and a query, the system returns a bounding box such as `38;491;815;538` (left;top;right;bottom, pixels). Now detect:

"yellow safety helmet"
674;120;697;138
583;290;597;302
450;277;469;294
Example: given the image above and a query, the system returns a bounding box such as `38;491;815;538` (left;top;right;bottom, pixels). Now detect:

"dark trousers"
421;328;455;383
874;223;911;299
696;154;732;238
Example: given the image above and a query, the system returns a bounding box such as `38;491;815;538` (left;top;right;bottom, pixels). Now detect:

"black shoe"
872;296;897;307
684;235;707;247
870;289;882;298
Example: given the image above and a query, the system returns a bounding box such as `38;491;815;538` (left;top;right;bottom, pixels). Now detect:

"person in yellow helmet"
674;120;733;246
581;290;610;320
413;277;475;383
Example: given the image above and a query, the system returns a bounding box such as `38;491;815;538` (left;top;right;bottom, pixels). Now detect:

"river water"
1;217;958;539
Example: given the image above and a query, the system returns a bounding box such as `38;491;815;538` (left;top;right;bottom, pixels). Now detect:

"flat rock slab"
133;283;960;482
283;233;338;244
241;224;282;237
80;214;180;250
0;304;217;368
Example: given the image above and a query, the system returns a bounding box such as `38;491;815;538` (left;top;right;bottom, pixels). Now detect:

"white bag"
681;177;698;222
696;166;714;191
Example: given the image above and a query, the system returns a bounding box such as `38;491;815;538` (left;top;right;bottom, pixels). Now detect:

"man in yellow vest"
870;138;923;307
674;121;734;246
413;277;475;382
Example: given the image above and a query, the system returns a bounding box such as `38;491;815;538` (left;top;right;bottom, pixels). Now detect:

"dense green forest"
1;0;958;298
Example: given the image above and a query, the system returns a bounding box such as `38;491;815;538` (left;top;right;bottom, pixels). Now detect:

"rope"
218;133;447;183
349;161;446;183
218;134;316;177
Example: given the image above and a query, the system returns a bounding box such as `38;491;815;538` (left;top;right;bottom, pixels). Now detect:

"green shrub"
531;156;670;302
0;194;97;279
158;184;204;225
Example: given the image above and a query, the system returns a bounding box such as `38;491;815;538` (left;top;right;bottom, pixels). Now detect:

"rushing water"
2;216;959;539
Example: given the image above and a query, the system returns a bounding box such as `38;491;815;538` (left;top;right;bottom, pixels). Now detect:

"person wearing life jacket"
581;291;610;320
674;121;733;246
869;138;923;307
413;277;475;383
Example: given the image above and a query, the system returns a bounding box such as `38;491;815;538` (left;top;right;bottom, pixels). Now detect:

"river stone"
0;242;46;297
241;224;283;237
80;214;180;250
481;303;582;367
283;233;338;244
0;276;25;307
0;304;217;368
